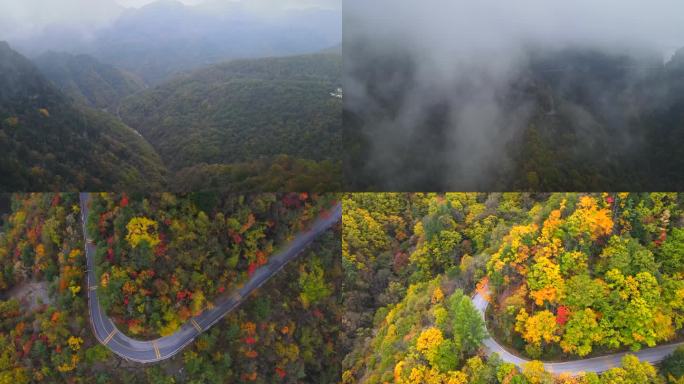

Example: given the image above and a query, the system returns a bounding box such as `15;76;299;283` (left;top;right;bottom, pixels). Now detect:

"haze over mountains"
0;0;341;191
344;0;684;191
33;51;146;112
5;0;341;83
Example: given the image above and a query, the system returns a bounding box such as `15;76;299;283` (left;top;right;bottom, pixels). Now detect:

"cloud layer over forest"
344;0;684;190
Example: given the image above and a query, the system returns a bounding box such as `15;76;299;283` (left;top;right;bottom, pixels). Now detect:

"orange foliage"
256;250;267;266
574;196;613;241
242;372;258;381
242;321;257;335
14;321;25;336
476;276;491;302
530;286;558;306
240;214;256;233
178;306;192;321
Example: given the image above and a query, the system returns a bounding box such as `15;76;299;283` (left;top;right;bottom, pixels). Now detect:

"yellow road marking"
103;329;118;345
191;319;203;332
153;341;161;359
89;285;98;291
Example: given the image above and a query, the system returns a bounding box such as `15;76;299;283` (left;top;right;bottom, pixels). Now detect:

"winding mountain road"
79;192;341;363
472;283;683;374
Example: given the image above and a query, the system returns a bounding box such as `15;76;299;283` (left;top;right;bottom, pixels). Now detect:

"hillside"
508;48;684;190
0;42;167;191
169;155;341;193
33;51;145;112
87;192;339;338
0;192;343;383
119;53;342;179
344;47;684;191
341;192;684;383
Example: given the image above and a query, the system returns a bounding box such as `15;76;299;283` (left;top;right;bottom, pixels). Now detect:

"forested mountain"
0;42;341;192
119;52;342;176
1;0;342;192
344;47;684;191
170;155;342;193
508;48;684;190
0;42;166;191
33;51;145;112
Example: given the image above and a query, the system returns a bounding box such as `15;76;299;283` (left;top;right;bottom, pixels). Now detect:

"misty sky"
0;0;340;41
116;0;339;9
347;0;684;58
116;0;202;6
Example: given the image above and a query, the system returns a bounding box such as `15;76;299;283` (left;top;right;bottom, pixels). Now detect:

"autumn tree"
560;308;603;356
448;290;486;356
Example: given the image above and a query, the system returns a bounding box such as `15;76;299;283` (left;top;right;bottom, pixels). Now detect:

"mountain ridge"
0;42;166;191
119;52;342;172
33;51;146;111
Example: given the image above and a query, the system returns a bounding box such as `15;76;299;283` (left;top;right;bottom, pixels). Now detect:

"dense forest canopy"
0;193;342;383
0;41;342;192
33;51;145;112
0;42;167;191
119;53;342;173
341;192;684;384
87;192;339;338
0;193;107;382
169;155;342;193
486;194;683;359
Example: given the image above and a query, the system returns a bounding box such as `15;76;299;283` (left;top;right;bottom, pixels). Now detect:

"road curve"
472;283;683;374
79;192;341;363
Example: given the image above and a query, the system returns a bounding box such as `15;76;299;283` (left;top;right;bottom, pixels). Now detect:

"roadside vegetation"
87;192;338;338
341;193;684;384
0;192;342;383
0;193;113;383
487;193;683;360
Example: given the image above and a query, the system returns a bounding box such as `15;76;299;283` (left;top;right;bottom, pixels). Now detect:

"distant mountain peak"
0;41;11;51
668;46;684;68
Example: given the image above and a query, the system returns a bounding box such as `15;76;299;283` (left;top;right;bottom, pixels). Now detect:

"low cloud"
344;0;684;189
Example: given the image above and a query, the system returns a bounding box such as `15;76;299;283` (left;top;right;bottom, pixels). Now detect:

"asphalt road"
79;192;341;363
472;283;683;374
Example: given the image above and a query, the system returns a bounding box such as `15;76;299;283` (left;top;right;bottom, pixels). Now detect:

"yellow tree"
416;327;444;363
125;217;160;248
522;361;553;384
432;287;445;304
566;196;613;242
515;310;559;347
527;257;565;306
